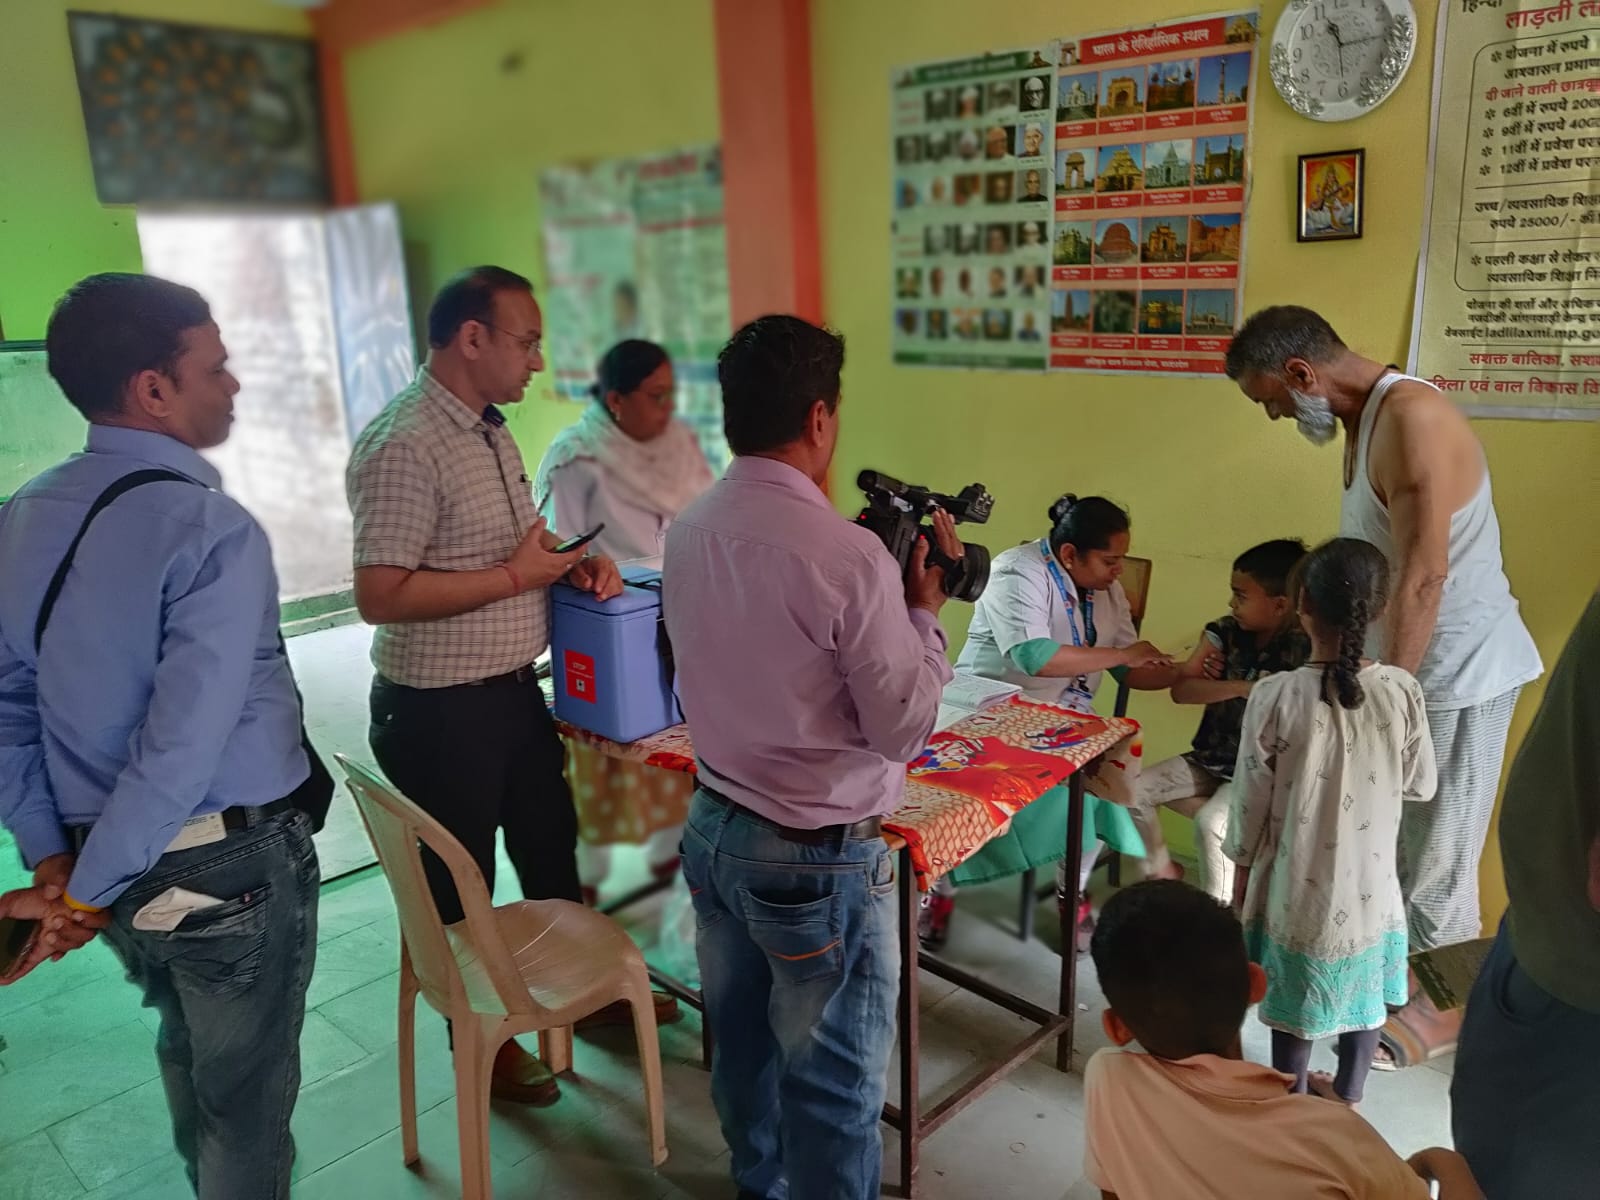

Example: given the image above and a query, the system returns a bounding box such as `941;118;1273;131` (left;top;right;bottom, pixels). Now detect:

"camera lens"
947;543;991;602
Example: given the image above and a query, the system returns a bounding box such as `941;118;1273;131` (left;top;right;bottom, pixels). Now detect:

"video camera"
854;470;994;602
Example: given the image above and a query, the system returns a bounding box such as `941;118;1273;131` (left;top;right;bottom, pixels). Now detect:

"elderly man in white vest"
1224;305;1542;1069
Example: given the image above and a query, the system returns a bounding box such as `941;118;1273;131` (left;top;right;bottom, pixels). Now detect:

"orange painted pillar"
318;44;360;207
712;0;823;327
313;0;496;207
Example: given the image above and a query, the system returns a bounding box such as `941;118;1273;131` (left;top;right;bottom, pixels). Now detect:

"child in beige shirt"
1083;880;1479;1200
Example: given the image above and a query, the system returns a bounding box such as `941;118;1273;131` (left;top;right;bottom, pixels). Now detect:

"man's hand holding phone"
505;518;589;593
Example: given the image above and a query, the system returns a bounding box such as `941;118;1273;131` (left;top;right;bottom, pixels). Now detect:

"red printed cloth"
554;697;1140;891
892;699;1141;890
556;721;698;776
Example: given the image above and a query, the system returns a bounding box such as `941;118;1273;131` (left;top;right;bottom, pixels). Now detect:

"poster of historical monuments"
1409;0;1600;420
890;45;1061;368
1050;11;1259;375
539;146;731;470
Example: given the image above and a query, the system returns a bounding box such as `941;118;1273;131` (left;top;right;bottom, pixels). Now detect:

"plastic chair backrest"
1113;556;1153;719
336;755;541;1021
1120;556;1152;632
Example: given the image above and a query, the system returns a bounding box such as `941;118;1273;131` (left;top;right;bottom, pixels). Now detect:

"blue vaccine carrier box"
550;565;678;742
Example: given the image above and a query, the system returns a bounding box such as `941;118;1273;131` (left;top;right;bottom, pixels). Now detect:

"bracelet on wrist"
498;562;522;597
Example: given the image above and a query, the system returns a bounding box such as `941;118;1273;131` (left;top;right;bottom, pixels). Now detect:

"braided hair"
1297;538;1389;709
1047;494;1130;556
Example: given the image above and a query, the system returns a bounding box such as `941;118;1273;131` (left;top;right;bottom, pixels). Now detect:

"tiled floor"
0;624;1459;1199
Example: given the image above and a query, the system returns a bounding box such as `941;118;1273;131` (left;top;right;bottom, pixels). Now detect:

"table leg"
644;966;709;1068
897;845;921;1198
1017;866;1036;943
1059;770;1086;1072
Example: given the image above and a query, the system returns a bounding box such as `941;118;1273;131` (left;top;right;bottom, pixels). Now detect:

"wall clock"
1270;0;1418;121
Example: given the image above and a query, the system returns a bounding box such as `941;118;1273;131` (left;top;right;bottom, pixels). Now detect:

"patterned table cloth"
555;698;1141;891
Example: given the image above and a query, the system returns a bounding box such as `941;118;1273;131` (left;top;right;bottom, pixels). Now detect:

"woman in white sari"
534;340;714;901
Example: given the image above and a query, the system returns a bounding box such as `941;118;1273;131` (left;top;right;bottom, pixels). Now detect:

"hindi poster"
538;146;732;470
891;45;1061;369
1052;11;1260;376
1409;0;1600;419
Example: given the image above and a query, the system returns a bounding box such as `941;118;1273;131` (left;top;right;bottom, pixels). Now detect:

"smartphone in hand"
553;524;606;554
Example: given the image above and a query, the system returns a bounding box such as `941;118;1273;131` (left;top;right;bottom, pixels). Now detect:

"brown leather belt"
699;785;884;845
469;662;541;687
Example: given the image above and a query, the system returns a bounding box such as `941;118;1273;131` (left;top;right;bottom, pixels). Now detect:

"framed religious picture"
1297;148;1364;243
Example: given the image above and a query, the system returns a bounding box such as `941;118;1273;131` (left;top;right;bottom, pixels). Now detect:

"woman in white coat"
926;494;1180;948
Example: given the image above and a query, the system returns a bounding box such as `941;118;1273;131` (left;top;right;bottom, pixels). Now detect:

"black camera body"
854;470;995;602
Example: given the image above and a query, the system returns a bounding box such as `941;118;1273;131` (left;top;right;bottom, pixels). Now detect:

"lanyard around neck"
1041;540;1095;648
1040;541;1099;708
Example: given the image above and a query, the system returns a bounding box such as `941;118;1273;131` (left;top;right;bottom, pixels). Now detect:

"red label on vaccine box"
564;650;598;703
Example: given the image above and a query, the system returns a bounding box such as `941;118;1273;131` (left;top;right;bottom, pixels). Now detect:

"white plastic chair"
337;755;668;1198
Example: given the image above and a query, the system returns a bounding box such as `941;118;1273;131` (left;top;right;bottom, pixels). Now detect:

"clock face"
1270;0;1417;121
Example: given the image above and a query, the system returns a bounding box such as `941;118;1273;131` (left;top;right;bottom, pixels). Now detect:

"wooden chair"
1015;556;1153;941
337;755;668;1198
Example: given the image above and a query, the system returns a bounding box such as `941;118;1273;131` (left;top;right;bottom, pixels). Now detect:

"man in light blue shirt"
0;273;319;1200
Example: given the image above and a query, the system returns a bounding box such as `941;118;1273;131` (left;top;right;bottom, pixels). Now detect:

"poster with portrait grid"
1050;10;1259;375
891;45;1060;368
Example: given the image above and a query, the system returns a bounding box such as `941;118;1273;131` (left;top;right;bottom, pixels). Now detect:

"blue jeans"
1453;917;1600;1199
101;808;320;1200
682;791;899;1200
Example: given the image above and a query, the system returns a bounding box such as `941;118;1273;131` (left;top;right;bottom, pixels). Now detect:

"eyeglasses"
479;322;542;355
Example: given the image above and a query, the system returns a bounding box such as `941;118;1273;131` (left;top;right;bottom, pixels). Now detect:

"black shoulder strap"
625;576;684;725
34;469;194;652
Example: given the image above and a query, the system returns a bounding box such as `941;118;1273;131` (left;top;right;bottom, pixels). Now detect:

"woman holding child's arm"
956;494;1177;701
920;496;1177;949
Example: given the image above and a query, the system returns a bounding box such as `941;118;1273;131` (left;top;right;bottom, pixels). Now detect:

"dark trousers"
1453;917;1600;1199
369;674;581;923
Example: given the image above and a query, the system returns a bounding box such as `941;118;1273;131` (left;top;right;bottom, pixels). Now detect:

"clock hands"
1328;16;1386;83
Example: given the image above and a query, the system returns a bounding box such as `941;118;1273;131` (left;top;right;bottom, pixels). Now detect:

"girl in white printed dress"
1225;537;1437;1106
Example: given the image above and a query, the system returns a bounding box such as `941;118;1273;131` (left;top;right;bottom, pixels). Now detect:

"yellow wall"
811;0;1600;924
0;1;311;339
340;0;722;456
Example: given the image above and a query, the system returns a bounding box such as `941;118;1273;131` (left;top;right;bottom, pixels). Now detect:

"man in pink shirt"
665;315;959;1200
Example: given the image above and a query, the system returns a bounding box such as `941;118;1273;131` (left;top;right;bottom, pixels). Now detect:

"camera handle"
920;531;962;578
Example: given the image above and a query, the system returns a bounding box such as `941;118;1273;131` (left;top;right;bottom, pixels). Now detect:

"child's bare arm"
1170;630;1250;704
1171;676;1252;704
1124;661;1184;691
1407;1148;1483;1199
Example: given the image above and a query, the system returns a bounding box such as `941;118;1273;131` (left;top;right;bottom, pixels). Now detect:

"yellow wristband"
62;892;104;914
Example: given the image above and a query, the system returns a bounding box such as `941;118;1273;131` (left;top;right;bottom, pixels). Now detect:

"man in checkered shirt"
347;266;656;1106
